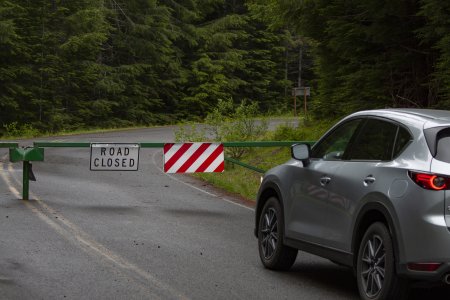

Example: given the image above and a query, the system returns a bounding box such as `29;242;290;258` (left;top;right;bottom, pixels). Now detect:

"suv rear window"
345;119;397;161
424;126;450;163
435;128;450;163
344;119;412;161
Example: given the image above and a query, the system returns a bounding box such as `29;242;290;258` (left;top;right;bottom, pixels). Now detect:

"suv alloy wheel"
258;197;297;270
356;222;409;300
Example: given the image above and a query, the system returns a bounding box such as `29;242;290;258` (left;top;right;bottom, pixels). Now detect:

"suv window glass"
435;128;450;163
345;119;397;161
311;119;362;160
393;126;412;158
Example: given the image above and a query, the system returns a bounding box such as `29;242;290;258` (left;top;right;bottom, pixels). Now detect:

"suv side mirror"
291;144;310;165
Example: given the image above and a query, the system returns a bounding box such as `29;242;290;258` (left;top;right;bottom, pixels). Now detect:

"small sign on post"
90;143;140;171
292;87;311;116
292;87;310;97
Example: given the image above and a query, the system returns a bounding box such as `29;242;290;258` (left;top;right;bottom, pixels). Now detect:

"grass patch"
196;167;261;200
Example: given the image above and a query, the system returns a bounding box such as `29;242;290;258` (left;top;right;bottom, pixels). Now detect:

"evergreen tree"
0;1;29;126
53;0;112;130
181;0;249;117
254;0;443;117
418;0;450;107
181;0;292;117
103;0;197;125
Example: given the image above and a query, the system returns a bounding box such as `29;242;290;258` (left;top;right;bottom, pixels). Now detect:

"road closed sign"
90;143;140;171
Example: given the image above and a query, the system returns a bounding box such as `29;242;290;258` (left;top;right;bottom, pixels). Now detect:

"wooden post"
294;95;297;116
304;90;307;115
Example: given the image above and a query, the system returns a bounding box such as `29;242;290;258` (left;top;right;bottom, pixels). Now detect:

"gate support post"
22;161;30;200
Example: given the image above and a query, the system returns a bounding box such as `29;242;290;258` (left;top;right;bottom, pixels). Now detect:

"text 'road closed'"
90;143;140;171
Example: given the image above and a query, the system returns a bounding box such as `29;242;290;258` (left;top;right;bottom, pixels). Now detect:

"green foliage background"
0;0;298;136
1;0;450;136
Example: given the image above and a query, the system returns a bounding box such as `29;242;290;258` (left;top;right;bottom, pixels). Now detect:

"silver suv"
255;109;450;300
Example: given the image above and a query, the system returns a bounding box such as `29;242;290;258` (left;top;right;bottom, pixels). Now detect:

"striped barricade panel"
163;143;224;173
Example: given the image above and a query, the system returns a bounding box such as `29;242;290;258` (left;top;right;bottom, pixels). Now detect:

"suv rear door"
329;118;410;251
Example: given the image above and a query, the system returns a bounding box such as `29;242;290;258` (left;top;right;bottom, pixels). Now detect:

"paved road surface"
1;125;449;299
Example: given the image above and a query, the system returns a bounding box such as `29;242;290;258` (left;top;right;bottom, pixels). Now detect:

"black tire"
258;197;297;270
356;222;409;300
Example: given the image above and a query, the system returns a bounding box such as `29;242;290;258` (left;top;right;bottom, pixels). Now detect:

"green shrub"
270;124;302;141
174;123;208;142
2;122;40;138
269;118;337;142
175;99;268;159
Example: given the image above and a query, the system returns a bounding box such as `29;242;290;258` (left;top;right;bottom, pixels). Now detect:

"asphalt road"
1;125;449;299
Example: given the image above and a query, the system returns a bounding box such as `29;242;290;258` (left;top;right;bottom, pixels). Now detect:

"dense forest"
259;0;450;117
0;0;449;136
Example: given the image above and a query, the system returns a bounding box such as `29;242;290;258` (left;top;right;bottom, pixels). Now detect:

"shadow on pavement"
162;207;230;219
279;261;450;299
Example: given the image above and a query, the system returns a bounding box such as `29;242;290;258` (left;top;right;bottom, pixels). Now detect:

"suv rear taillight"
409;171;450;190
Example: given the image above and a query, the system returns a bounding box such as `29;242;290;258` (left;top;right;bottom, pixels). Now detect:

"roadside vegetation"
175;99;335;200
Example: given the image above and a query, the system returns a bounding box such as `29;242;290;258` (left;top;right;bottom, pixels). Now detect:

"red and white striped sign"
163;143;224;173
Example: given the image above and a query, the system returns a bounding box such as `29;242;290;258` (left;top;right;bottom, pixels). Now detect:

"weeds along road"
0;124;449;299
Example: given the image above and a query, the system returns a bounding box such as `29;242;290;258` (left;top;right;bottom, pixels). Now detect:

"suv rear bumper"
398;262;450;283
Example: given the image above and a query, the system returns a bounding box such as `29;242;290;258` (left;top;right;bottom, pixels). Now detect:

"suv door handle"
364;175;376;186
320;176;331;186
